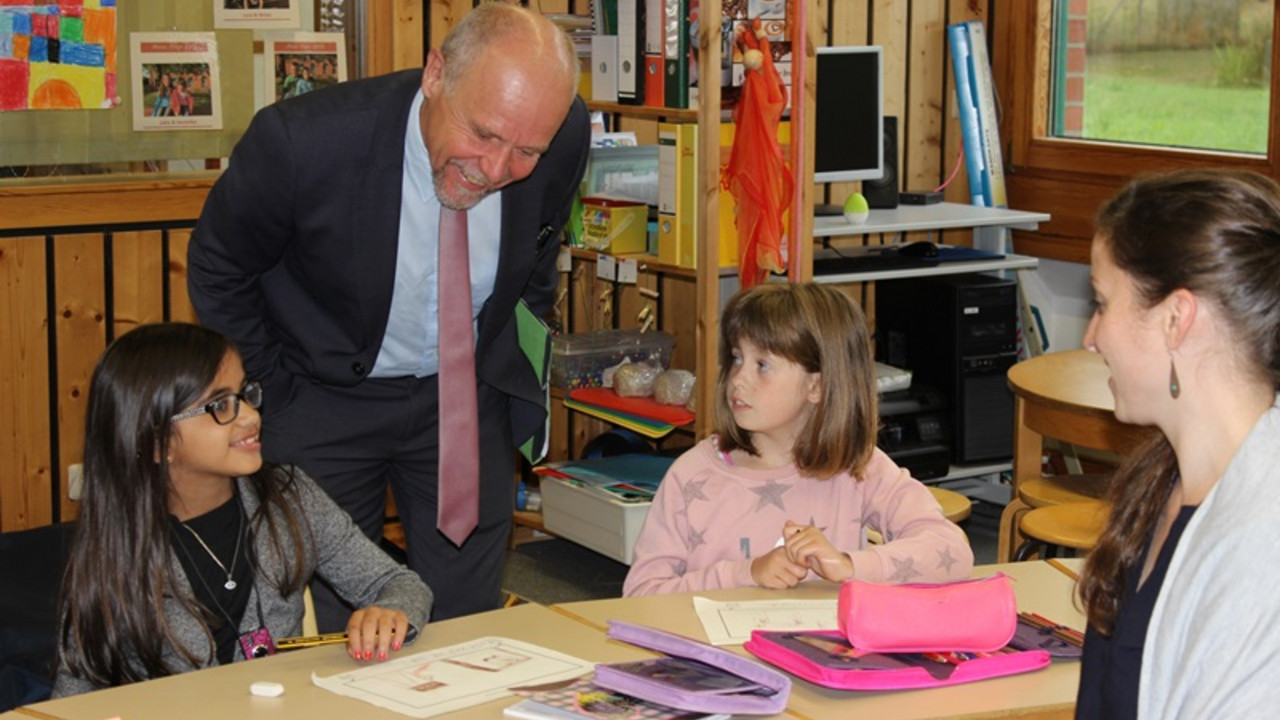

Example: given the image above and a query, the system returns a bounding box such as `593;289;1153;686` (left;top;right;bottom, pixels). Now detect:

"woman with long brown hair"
1075;169;1280;718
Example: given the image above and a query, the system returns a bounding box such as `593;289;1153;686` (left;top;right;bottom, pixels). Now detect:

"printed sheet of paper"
693;596;838;646
213;0;302;30
312;636;594;718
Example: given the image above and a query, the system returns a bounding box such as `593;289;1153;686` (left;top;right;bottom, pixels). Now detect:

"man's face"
419;48;571;210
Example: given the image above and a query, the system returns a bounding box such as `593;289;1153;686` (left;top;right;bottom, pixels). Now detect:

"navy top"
1076;504;1199;720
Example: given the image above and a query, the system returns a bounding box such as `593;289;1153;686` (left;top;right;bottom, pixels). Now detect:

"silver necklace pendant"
224;578;238;591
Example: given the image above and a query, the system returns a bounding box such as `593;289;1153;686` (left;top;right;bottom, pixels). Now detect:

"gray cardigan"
53;469;432;697
1138;396;1280;718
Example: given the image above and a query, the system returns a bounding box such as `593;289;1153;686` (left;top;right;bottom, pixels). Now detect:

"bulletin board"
0;3;256;170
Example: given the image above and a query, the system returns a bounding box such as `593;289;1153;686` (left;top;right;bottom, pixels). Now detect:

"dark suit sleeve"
499;97;591;449
188;106;297;385
522;96;592;316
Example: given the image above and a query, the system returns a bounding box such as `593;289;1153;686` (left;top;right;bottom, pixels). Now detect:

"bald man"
189;4;589;628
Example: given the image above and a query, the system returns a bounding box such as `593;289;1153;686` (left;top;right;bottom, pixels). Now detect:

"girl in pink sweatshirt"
624;283;973;596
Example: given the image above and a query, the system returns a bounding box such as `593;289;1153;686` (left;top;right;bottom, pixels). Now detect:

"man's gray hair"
439;2;577;105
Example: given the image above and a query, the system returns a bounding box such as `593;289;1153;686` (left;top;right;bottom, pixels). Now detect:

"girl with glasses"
53;323;432;697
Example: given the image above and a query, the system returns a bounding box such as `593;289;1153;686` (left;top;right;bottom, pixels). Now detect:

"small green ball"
843;192;870;214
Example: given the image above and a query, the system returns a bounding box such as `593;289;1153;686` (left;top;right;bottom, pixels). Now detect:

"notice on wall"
263;32;347;105
130;32;222;132
213;0;302;30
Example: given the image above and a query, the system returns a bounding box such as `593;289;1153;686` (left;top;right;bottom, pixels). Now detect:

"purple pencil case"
744;629;1051;691
592;620;791;715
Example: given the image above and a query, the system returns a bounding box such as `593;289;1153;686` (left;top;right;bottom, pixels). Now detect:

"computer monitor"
813;45;884;184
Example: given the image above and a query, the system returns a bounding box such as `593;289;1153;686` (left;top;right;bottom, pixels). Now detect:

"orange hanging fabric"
722;19;794;288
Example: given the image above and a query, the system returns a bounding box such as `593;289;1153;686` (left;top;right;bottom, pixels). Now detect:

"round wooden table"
999;349;1156;561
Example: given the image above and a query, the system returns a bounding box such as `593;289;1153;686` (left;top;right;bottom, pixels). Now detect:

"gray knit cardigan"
53;468;433;697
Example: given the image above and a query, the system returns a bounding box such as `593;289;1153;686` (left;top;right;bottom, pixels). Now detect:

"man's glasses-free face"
171;381;263;425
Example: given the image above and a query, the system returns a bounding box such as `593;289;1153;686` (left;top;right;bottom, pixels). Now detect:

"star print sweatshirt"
623;437;974;596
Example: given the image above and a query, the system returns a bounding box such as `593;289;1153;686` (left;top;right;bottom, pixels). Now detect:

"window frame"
992;1;1280;263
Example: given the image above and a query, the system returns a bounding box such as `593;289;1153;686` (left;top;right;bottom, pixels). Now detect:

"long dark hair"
714;282;878;479
1079;169;1280;635
58;323;311;687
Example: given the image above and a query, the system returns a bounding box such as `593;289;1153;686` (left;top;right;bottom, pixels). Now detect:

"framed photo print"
263;32;348;104
130;32;222;131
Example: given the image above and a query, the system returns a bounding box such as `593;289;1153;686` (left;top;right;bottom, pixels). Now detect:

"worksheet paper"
312;637;593;717
693;597;839;646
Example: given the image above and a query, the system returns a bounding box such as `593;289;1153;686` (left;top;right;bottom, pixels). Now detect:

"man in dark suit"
188;3;589;628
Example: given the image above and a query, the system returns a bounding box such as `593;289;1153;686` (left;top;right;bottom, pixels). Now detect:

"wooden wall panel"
0;236;52;531
53;235;109;524
367;0;425;76
112;231;167;338
903;0;946;198
168;230;198;324
428;0;468;50
0;181;209;531
392;0;425;71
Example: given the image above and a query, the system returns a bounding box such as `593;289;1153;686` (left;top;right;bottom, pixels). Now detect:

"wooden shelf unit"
546;0;725;462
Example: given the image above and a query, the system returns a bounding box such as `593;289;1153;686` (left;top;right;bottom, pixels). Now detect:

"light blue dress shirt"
371;90;502;378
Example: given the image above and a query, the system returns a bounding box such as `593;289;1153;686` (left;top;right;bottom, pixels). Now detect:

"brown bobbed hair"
713;282;878;479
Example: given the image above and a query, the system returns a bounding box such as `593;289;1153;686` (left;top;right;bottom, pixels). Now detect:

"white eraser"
250;680;285;697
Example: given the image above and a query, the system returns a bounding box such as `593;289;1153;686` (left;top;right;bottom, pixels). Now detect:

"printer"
877;385;951;480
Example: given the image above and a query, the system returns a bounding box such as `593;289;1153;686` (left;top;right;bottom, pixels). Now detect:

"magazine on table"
505;676;729;720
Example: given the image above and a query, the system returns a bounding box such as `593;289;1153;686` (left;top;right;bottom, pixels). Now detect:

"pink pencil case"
744;629;1050;690
838;573;1017;653
592;620;790;715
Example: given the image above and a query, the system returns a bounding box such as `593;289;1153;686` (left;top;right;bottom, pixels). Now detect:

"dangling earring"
1169;355;1181;399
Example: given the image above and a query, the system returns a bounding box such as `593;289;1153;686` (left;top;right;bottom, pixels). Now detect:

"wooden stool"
1014;501;1109;560
1001;351;1155;561
1018;473;1109;508
929;486;973;523
868;487;972;545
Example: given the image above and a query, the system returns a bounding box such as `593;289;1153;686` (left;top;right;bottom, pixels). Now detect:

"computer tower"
875;273;1018;464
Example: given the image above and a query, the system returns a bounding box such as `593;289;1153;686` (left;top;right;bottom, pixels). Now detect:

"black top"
169;494;253;665
1076;505;1199;720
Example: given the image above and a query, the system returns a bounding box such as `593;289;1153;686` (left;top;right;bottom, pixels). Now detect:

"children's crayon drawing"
0;1;118;112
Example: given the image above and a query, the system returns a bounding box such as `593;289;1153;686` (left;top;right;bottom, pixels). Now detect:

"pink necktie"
437;207;480;546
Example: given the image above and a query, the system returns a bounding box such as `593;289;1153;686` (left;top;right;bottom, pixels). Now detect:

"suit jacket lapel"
355;72;422;348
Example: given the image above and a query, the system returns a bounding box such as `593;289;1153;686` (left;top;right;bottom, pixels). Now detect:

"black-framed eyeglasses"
171;381;263;425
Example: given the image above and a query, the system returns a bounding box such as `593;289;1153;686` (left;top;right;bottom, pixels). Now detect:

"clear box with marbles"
550;329;675;391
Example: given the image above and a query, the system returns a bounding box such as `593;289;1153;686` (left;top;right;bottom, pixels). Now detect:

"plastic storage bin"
540;475;651;565
550;329;675;391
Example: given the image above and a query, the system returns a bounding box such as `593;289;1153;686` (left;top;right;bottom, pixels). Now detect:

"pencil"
1018;612;1084;647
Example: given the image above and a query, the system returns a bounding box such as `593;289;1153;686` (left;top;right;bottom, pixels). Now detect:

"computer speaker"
863;116;899;209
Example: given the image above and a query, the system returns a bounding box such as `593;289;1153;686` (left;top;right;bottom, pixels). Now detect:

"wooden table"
17;603;767;720
18;563;1086;720
555;560;1086;720
999;350;1155;561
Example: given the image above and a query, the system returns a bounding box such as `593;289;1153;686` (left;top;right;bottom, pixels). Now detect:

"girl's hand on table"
347;606;410;662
